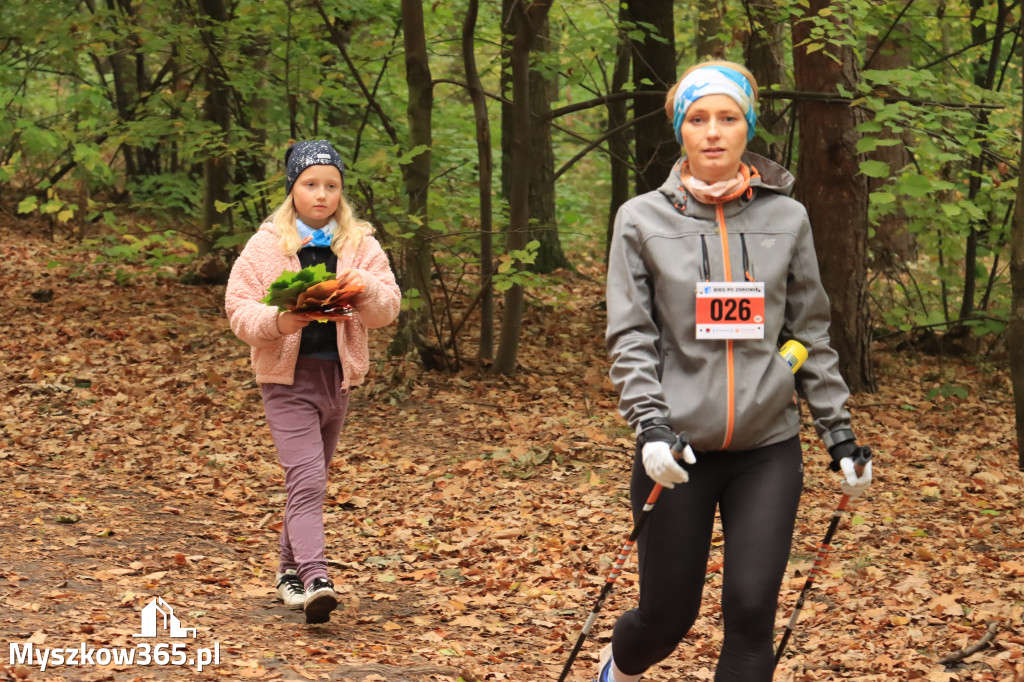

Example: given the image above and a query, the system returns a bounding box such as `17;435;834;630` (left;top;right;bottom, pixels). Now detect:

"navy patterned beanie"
284;140;346;195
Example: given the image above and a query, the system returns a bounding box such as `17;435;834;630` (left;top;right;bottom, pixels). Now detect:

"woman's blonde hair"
664;60;759;120
266;186;368;258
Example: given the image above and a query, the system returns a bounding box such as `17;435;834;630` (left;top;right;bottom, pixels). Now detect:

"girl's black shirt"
296;246;340;360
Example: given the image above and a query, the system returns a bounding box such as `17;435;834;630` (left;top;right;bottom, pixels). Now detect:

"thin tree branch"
862;0;917;71
353;25;400;167
547;90;668;120
437;74;1002;122
760;89;1002;110
311;0;400;146
937;620;1000;665
432;78;667;120
919;32;999;71
553;108;664;181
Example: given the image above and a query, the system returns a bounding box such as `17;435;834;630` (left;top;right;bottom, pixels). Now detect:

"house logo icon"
133;597;197;638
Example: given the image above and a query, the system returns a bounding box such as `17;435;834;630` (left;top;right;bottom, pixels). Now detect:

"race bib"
695;282;765;340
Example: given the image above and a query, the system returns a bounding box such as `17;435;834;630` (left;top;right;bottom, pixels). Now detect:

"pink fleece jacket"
225;223;401;390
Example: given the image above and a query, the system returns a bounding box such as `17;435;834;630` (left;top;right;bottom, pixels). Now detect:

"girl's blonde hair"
664;60;759;120
266;186;368;258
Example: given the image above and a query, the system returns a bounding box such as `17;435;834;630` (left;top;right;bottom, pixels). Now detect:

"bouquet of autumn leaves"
260;263;365;317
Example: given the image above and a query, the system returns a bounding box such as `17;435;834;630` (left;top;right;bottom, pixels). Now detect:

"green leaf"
17;196;38;214
857;120;884;133
40;199;65;215
940;203;962;218
858;160;890;178
856;136;880;154
397;144;430;164
898;174;938;198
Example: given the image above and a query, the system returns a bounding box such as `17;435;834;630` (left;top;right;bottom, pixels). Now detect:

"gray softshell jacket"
606;152;854;453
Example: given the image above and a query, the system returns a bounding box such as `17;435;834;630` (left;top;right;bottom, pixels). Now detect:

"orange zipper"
717;204;735;450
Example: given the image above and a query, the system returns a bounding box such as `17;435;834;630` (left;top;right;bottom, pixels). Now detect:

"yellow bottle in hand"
780;339;808;373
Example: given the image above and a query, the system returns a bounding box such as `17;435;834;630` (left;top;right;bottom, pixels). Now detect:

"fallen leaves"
0;225;1023;681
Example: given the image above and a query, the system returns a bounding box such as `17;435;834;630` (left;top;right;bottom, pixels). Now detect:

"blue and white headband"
672;65;757;144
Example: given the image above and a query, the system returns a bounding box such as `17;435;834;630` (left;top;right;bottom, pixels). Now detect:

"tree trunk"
1009;49;1024;471
526;14;568;274
198;0;232;257
623;0;676;194
499;0;566;274
960;0;1008;322
742;0;787;164
500;0;514;202
791;0;875;392
94;0;139;179
606;2;632;262
234;46;270;225
697;0;726;59
389;0;436;365
462;0;495;362
494;0;553;375
864;17;915;275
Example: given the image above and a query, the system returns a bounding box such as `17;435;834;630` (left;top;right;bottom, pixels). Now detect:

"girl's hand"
335;268;365;300
277;311;311;335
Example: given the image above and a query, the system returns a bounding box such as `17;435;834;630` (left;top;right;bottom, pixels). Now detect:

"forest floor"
0;219;1022;682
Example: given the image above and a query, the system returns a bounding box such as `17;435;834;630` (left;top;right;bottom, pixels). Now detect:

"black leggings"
610;436;803;681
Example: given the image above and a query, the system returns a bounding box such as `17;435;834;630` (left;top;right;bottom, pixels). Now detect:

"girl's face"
292;165;343;228
680;94;748;184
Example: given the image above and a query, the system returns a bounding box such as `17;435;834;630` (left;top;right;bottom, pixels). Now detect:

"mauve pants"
260;357;348;585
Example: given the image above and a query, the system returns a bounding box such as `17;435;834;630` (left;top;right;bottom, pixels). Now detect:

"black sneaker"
303;577;338;624
275;570;305;610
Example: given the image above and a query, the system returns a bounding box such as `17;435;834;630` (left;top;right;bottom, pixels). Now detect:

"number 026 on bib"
695;282;765;340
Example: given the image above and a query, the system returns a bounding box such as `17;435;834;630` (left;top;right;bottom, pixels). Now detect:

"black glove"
637;417;675;448
827;439;871;472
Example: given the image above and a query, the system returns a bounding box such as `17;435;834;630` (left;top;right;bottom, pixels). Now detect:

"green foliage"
926;383;969;401
845;6;1020;342
261;264;337;310
58;226;197;284
3;0;1022;359
493;241;542;293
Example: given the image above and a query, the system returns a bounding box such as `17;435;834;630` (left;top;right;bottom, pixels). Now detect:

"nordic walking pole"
555;433;688;682
774;446;872;667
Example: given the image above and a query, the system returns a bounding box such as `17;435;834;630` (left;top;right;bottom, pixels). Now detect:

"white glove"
642;440;697;489
840;457;872;499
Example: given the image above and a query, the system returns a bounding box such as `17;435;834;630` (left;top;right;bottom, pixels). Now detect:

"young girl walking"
225;140;400;624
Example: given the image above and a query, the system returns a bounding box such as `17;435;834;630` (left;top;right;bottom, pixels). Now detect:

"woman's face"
680;94;748;184
292;165;343;228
